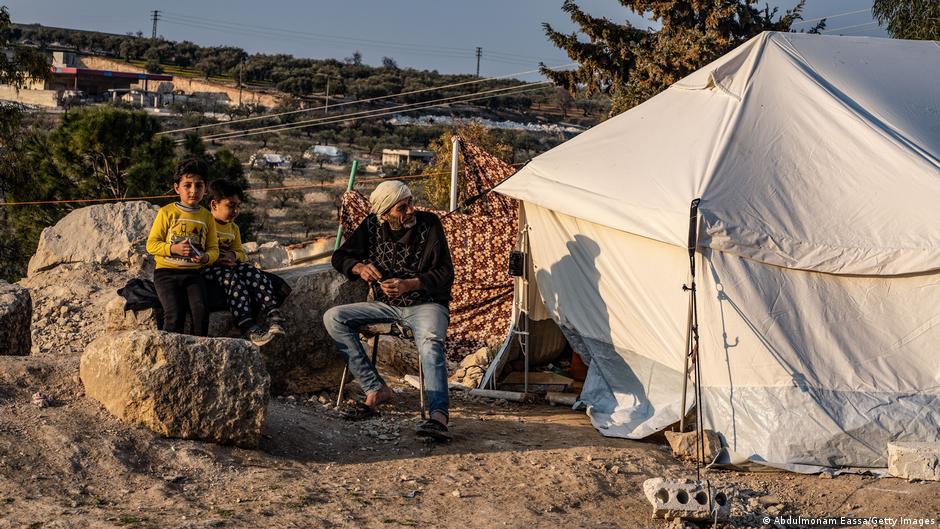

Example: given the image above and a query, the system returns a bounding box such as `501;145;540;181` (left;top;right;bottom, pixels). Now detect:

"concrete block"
642;478;731;521
888;442;940;481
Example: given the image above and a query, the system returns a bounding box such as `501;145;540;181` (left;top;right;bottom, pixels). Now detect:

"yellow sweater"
214;218;246;262
146;202;219;269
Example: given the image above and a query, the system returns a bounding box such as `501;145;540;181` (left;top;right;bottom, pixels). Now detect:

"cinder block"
888;442;940;481
642;478;731;521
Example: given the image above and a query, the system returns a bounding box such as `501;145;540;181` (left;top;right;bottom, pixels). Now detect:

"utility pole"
475;47;482;77
324;77;330;115
238;56;244;107
150;10;161;40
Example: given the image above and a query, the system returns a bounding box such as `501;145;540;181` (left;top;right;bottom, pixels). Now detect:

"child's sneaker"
266;309;287;336
244;325;274;347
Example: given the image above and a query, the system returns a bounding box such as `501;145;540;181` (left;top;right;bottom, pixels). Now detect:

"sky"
4;0;886;81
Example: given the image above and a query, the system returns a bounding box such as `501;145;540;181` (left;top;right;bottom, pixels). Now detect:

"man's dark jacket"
332;211;454;307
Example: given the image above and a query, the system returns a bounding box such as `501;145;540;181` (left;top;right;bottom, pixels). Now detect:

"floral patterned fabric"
339;140;518;361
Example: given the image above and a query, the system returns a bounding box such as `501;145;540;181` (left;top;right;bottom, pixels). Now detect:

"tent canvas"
493;32;940;470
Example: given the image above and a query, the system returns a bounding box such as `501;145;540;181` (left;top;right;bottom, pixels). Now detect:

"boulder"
664;430;723;463
261;264;367;394
104;294;240;338
105;264;368;395
0;281;32;356
80;330;269;448
28;201;159;277
246;241;290;270
888;442;940;481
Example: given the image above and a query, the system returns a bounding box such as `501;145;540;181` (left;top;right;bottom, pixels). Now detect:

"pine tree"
542;0;819;114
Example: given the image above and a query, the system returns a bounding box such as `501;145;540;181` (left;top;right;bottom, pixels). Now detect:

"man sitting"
324;180;454;440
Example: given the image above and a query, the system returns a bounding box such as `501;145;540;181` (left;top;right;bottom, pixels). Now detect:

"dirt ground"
0;352;937;529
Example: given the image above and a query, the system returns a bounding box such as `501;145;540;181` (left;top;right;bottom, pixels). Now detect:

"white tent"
494;32;940;471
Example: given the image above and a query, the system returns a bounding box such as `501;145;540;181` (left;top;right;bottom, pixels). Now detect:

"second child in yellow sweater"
202;179;287;346
145;158;218;336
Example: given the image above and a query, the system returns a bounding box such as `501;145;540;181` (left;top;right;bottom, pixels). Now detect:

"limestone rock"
261;264;367;394
80;330;269;447
246;241;289;270
664;429;723;463
0;281;32;356
449;347;493;388
28;201;158;276
888;441;940;481
102;264;368;395
104;293;240;338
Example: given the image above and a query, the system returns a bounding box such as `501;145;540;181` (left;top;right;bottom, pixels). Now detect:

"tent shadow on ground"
257;388;661;466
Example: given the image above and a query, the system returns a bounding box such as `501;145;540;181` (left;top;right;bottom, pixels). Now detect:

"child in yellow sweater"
202;179;286;346
145;158;218;336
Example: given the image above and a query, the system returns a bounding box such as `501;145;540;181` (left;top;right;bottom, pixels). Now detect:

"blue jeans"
323;301;450;419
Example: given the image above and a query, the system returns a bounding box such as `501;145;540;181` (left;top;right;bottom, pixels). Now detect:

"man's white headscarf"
369;180;412;223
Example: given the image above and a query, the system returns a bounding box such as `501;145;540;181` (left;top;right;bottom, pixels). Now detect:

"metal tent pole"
334;160;359;251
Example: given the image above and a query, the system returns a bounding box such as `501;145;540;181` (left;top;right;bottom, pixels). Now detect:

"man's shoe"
415;418;451;442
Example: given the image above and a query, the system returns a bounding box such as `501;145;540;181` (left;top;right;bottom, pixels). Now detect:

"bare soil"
0;351;937;529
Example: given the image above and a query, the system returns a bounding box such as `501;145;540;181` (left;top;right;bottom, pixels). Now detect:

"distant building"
249;153;292;170
0;49;173;108
382;148;434;167
303;145;347;164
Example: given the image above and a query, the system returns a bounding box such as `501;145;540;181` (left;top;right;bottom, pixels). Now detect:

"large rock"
888;442;940;481
243;241;290;270
262;264;367;394
105;264;368;395
28;201;159;276
104;294;239;338
80;330;269;447
0;281;32;356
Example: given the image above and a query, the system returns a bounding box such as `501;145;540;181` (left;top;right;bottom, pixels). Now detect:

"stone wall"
0;85;59;108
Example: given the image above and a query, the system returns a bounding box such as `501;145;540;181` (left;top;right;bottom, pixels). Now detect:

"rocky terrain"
0;202;937;528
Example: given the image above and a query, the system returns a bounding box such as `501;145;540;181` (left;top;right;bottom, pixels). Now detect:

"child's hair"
207;179;245;203
174;158;209;183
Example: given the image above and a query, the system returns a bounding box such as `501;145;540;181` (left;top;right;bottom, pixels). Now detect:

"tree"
542;0;817;115
382;56;399;70
424;121;512;210
873;0;940;40
45;107;176;199
345;50;363;66
0;7;55;281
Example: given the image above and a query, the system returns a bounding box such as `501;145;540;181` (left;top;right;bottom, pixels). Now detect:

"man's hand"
352;262;383;282
170;240;193;257
379;278;420;298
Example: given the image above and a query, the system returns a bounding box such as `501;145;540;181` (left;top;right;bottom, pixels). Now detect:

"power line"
823;21;879;34
160;10;564;64
191;83;552;143
793;8;871;25
159;16;480;62
158;65;572;135
0;164;528;207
